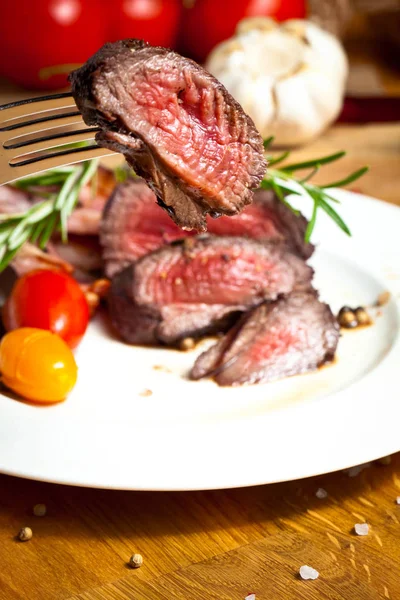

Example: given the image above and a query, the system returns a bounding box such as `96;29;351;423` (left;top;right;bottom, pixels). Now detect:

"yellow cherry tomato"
0;328;78;403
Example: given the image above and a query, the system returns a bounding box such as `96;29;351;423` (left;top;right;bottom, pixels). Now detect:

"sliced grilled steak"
101;178;191;278
69;39;266;232
191;291;339;386
108;236;313;345
101;179;313;277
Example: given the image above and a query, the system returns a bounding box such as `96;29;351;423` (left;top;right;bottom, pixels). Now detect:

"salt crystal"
245;595;256;600
316;488;328;499
299;565;319;580
396;497;400;505
354;523;369;536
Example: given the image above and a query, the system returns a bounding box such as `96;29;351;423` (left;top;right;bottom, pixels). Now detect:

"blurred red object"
109;0;181;49
0;0;109;90
179;0;306;63
338;97;400;123
0;0;183;91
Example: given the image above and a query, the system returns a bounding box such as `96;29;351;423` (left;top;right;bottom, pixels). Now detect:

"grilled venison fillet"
69;39;266;232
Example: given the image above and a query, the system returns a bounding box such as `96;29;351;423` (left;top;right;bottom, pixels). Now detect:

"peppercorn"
129;553;143;569
355;307;371;326
18;527;32;542
337;307;357;328
179;337;196;351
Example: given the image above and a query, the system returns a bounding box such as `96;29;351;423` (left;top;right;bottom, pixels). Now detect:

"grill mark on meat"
70;39;266;232
100;179;313;277
190;291;339;386
108;236;313;346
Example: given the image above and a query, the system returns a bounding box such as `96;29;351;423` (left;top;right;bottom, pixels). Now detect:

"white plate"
0;189;399;490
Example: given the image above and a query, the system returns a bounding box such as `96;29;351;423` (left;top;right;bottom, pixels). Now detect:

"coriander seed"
354;307;371;326
337;307;357;329
129;553;143;569
180;337;195;351
18;527;32;542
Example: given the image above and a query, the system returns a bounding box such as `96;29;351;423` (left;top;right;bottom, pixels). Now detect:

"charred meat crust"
69;39;266;232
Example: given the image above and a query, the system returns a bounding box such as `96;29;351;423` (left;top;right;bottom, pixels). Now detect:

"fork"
0;92;115;186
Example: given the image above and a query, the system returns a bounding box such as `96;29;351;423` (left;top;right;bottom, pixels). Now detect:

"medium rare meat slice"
101;178;193;278
108;237;313;345
69;39;266;232
191;291;339;386
101;179;313;277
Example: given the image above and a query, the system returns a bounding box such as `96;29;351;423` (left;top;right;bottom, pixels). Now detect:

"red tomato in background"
3;270;89;349
179;0;306;63
0;0;107;90
110;0;181;48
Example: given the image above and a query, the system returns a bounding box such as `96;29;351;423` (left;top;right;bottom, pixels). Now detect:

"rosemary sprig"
262;140;368;242
0;160;98;271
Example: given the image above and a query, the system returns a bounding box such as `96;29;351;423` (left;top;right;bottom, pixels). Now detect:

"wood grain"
0;458;399;600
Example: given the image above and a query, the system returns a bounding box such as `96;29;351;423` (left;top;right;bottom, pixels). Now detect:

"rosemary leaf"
320;166;369;189
281;151;346;172
298;166;320;184
54;167;82;210
317;195;351;236
39;213;59;249
263;179;300;216
0;246;22;272
267;151;291;167
30;219;48;244
263;136;274;149
305;202;318;243
8;228;32;252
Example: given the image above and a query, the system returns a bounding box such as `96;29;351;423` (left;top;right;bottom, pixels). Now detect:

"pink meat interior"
138;246;291;306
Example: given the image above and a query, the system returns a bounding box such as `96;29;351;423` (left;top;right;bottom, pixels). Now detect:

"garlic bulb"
206;18;348;146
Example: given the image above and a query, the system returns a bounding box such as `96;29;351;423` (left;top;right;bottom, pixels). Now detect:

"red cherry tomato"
179;0;306;63
0;1;108;90
3;270;89;349
110;0;181;49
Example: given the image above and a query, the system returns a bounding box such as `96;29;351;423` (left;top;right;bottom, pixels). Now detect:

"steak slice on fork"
69;39;266;232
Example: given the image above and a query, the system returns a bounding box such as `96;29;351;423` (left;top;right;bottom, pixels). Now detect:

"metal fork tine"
6;128;100;152
0;110;81;132
8;135;97;165
0;91;73;110
0;92;117;186
0;146;115;186
12;143;100;167
0;94;77;127
0;115;86;143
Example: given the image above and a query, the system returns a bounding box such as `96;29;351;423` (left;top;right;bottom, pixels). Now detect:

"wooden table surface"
1;72;400;600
